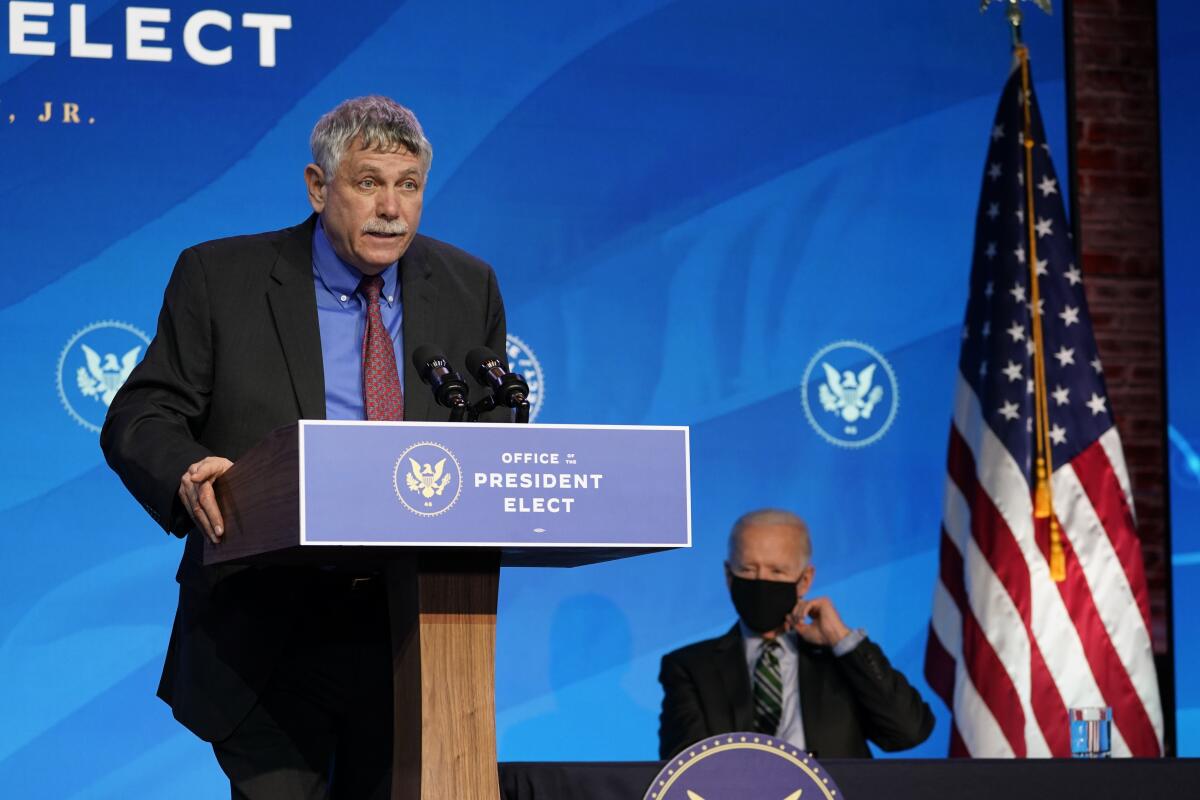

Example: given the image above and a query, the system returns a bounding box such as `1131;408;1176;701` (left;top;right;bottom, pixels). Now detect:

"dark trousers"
212;576;393;799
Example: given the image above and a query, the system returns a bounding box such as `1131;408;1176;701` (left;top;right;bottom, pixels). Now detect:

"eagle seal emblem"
57;320;151;433
393;441;463;516
405;456;452;499
643;733;845;800
801;340;899;449
78;344;142;406
818;363;885;424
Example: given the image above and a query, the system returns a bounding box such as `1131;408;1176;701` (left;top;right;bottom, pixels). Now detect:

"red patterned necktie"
359;275;404;421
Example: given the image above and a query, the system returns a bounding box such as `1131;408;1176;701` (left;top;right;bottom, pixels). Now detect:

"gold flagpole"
1017;45;1066;582
984;0;1066;582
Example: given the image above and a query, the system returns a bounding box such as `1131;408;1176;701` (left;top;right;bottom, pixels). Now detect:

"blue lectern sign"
299;421;691;548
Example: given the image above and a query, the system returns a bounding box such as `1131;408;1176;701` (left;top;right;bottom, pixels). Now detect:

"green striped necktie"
753;638;783;735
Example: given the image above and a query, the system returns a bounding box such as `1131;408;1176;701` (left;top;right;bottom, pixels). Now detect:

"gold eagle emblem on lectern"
404;457;453;498
392;442;462;517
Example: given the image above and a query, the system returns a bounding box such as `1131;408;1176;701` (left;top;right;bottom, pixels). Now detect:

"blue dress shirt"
740;621;866;752
312;218;404;420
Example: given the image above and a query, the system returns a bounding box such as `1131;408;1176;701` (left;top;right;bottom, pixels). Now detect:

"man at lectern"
658;509;935;759
101;96;506;798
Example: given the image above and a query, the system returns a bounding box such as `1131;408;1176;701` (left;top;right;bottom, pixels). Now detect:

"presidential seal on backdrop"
644;733;845;800
393;441;463;517
801;340;899;449
57;320;150;433
506;333;544;421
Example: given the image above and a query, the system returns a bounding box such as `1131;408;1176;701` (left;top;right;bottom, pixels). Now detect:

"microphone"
411;344;469;408
465;346;529;408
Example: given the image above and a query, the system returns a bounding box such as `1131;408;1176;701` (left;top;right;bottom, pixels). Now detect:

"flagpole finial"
980;0;1054;46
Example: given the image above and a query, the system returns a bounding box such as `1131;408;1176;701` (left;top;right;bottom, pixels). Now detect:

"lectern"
206;420;691;800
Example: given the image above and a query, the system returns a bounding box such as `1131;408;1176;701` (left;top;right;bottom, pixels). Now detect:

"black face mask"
728;574;799;634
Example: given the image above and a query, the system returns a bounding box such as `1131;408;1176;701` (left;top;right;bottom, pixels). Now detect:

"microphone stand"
465;394;496;423
462;394;528;424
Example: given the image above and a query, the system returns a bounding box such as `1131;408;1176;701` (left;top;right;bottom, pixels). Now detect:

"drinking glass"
1069;706;1112;758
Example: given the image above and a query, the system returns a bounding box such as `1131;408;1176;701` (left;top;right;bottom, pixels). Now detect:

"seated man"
658;509;934;759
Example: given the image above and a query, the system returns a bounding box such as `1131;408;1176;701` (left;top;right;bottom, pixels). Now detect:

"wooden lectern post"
387;553;501;800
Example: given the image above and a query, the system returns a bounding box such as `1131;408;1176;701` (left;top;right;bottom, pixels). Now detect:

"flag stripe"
1098;426;1136;521
948;425;1056;755
949;722;970;758
961;595;1027;755
931;573;963;662
1026;622;1071;755
924;619;957;710
938;526;967;607
1039;507;1161;755
952;654;1014;757
942;471;1036;755
1070;434;1151;629
929;524;967;723
1054;458;1161;743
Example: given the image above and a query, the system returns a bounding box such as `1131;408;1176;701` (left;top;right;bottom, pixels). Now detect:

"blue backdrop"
0;3;1083;796
1161;0;1200;757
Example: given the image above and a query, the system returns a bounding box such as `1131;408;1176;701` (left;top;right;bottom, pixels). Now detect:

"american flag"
923;52;1164;757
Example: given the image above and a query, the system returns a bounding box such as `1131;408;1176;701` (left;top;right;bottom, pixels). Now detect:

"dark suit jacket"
658;623;934;759
100;215;507;742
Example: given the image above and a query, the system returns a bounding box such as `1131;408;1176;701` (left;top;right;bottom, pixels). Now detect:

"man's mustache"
362;219;409;235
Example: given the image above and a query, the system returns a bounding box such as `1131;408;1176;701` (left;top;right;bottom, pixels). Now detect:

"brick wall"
1065;1;1170;657
1065;4;1166;753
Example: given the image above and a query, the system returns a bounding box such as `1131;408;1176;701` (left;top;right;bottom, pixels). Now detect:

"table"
499;758;1200;799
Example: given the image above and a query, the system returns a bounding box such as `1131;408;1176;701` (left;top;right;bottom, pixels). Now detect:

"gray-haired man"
102;96;508;798
657;509;935;760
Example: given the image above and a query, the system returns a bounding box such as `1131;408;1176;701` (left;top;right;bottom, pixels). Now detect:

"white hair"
727;508;812;563
310;95;433;180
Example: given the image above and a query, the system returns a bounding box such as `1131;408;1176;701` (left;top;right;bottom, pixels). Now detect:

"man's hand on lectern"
179;457;234;544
